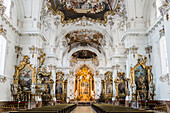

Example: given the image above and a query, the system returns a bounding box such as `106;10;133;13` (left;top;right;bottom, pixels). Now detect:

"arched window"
156;0;162;18
0;35;7;75
3;0;11;17
159;36;169;75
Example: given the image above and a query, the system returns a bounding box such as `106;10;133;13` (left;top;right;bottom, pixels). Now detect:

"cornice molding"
2;16;48;41
121;31;146;42
121;16;164;42
146;16;164;36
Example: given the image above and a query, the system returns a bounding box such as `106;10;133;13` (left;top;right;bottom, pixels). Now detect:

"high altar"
74;65;95;101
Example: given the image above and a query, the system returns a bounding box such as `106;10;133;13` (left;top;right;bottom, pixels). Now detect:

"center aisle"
71;106;96;113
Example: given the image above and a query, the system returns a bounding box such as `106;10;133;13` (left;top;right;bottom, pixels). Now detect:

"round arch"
62;46;106;67
55;25;112;47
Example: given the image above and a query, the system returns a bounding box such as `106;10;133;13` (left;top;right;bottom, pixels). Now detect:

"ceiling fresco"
65;29;104;46
48;0;119;20
72;50;97;59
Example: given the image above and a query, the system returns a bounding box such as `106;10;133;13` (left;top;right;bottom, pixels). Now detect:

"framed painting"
114;72;128;100
118;82;125;95
18;65;34;91
104;71;113;100
81;81;89;95
56;82;63;94
106;82;113;94
134;66;148;91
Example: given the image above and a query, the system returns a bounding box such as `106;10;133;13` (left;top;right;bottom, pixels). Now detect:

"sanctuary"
0;0;170;112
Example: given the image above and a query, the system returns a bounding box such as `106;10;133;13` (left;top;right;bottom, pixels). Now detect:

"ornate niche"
114;72;128;100
104;71;113;101
130;55;154;101
37;67;54;102
55;71;67;101
12;56;36;102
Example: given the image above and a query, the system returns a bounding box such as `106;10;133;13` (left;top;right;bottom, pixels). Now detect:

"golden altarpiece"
114;72;128;100
103;71;113;101
11;54;54;106
12;56;36;102
130;55;154;101
36;67;54;102
55;71;67;101
74;65;95;101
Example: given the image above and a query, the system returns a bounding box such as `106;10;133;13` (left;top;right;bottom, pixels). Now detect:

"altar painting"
106;83;112;94
118;83;125;95
134;66;148;90
56;82;63;94
18;65;33;91
81;82;89;95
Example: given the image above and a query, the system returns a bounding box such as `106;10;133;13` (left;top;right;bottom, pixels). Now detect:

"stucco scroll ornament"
130;45;138;58
15;46;23;58
159;0;170;21
0;0;6;15
29;45;38;58
0;25;6;36
159;74;170;85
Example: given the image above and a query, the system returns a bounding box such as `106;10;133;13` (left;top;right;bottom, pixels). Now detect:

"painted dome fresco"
48;0;119;20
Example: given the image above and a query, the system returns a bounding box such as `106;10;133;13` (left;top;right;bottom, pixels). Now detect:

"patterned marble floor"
71;106;96;113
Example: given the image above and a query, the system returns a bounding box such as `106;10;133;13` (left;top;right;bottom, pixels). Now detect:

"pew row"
9;104;76;113
92;104;154;113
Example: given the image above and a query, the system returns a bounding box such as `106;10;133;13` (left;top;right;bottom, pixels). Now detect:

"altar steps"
77;102;91;106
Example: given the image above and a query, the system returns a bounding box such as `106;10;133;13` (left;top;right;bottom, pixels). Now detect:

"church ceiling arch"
62;46;106;67
47;0;119;21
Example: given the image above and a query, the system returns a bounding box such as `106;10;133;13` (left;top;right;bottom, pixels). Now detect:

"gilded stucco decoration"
160;74;170;85
0;0;6;15
159;0;170;21
46;0;126;25
15;46;23;58
130;45;138;58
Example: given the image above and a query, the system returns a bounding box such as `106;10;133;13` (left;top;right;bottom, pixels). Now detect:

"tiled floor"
71;106;96;113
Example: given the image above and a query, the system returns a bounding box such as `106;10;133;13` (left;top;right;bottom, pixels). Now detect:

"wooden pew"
9;104;76;113
154;105;167;112
1;105;16;112
92;104;154;113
